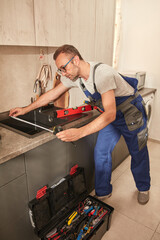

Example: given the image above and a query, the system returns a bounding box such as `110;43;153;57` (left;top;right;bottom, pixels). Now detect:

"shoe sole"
94;193;112;201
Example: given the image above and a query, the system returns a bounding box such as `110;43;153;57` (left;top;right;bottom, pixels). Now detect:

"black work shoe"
138;191;149;205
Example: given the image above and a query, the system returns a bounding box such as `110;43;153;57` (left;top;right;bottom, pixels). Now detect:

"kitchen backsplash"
0;45;88;113
0;46;57;112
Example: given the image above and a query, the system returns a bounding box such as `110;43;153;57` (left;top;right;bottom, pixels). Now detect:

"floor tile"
150;157;160;189
103;170;160;231
111;156;131;183
89;189;95;196
148;141;160;159
151;232;160;240
147;141;152;147
156;223;160;234
102;210;154;240
90;140;160;239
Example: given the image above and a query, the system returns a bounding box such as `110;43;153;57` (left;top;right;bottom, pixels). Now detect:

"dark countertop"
0;87;156;165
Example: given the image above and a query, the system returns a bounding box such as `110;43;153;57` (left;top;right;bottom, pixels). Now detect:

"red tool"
56;105;93;118
55;103;103;119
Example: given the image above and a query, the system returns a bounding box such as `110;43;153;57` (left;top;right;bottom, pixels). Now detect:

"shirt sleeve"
95;66;117;95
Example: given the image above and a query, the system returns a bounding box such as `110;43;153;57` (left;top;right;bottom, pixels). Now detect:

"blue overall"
80;64;150;196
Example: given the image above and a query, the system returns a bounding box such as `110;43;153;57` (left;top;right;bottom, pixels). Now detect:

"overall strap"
93;63;103;92
119;74;138;94
79;78;93;100
116;74;139;105
79;62;103;101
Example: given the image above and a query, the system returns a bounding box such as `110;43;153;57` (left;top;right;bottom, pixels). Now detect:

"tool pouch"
122;103;144;131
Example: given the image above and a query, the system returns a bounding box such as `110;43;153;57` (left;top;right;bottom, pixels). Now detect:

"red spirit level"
55;104;103;118
56;105;93;118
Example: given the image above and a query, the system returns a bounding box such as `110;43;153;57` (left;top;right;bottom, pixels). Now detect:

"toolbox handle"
70;165;78;175
36;185;47;199
29;209;35;228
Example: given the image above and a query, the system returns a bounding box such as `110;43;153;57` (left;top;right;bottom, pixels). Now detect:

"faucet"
33;79;42;96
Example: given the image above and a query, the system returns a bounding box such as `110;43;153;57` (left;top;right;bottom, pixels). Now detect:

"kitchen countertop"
0;87;156;165
139;87;156;97
0;109;99;164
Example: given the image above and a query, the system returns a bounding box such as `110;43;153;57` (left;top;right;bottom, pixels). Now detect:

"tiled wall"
0;46;57;112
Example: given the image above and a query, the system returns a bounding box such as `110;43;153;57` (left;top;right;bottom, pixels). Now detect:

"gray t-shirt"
60;62;134;97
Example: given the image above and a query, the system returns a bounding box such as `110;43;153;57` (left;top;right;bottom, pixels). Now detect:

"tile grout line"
112;164;131;184
114;209;156;233
154;221;160;233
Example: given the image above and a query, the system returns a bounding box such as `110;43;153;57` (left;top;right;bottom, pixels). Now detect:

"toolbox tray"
28;166;114;240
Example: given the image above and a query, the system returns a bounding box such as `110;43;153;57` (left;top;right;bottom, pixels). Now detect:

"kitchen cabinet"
112;136;129;170
34;0;71;46
0;155;34;240
0;0;35;46
70;0;116;63
95;0;116;64
24;135;96;201
0;0;116;54
0;154;25;187
66;133;96;193
25;138;68;201
70;0;96;61
68;0;116;106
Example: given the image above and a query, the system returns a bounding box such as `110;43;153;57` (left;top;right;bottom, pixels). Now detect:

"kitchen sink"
0;105;88;138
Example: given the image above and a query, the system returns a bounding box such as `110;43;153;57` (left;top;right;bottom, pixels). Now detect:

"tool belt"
116;91;140;112
116;91;148;132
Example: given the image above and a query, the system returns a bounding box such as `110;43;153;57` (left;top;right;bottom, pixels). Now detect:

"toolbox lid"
28;166;88;238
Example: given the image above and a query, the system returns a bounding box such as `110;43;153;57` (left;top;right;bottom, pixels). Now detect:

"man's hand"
56;128;84;142
9;83;69;118
9;107;27;117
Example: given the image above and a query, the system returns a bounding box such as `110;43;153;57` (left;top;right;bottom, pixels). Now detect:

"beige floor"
92;140;160;240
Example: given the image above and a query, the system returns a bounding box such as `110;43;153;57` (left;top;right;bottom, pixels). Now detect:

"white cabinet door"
95;0;116;65
70;0;96;61
0;0;35;45
34;0;71;46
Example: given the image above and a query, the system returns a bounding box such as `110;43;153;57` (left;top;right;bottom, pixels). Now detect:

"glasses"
57;56;74;74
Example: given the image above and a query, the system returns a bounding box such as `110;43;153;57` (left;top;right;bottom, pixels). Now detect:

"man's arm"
56;89;116;142
9;83;69;117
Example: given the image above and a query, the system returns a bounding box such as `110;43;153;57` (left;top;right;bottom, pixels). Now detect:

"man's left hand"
56;128;83;142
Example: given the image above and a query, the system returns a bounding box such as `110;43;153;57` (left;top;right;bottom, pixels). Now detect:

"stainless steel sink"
0;105;88;138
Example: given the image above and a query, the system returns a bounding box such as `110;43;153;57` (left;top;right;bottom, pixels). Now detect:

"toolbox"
28;166;114;240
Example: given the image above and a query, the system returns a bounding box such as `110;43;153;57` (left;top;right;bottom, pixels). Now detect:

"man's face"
55;53;80;81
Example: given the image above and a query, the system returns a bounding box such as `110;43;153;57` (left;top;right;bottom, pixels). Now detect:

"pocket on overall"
137;127;148;151
123;104;144;131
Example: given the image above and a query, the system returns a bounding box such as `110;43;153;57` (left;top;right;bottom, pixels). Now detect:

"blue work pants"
94;96;150;196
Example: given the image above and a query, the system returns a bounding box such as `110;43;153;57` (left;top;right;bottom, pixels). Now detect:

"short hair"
53;44;83;60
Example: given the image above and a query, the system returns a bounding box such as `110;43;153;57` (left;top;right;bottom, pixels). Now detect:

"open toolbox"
28;166;114;240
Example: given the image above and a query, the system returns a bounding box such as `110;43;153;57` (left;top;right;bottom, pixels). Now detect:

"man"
10;44;150;204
